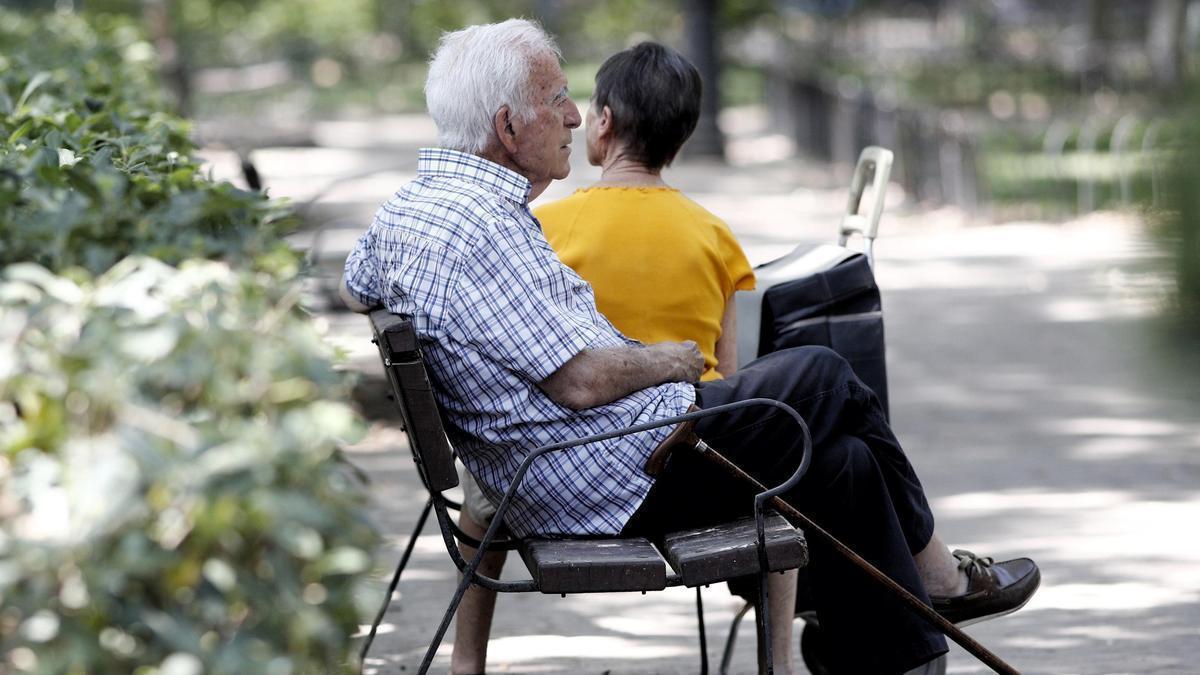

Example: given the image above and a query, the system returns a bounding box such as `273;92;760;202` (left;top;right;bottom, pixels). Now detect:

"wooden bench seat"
663;513;808;588
520;537;667;594
518;511;808;595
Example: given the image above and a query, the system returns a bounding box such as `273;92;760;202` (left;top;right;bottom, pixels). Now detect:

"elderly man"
340;19;1039;675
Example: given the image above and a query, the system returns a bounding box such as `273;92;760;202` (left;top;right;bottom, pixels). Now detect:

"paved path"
203;110;1200;674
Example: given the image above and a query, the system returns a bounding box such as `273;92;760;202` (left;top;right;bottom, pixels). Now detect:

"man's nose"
565;99;582;129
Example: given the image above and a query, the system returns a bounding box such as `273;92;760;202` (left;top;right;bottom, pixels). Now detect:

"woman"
535;42;755;381
452;42;807;675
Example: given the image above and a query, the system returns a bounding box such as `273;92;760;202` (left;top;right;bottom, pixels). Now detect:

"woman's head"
588;42;702;170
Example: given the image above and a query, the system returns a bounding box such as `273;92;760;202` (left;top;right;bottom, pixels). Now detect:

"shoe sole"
952;571;1041;628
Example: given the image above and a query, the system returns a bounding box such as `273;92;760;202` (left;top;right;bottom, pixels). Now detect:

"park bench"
360;309;814;675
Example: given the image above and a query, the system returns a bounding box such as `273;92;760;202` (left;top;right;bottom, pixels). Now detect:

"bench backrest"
368;309;459;493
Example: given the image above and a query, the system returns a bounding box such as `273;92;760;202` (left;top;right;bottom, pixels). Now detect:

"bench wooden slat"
369;309;419;355
520;537;668;594
662;513;808;588
369;310;459;492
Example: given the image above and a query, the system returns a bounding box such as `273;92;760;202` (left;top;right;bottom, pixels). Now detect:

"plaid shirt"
344;148;696;537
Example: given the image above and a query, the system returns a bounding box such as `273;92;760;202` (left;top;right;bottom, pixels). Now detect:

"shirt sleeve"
446;224;602;382
343;226;385;308
717;222;756;296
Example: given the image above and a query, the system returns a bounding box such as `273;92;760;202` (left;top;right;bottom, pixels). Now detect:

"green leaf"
35;163;63;185
7;119;33;144
65;168;102;203
15;71;50;111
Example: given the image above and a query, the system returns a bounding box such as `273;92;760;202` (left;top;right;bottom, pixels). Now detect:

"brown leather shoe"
930;549;1040;627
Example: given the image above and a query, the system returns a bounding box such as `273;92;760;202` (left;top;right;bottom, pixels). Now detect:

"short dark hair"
592;42;702;170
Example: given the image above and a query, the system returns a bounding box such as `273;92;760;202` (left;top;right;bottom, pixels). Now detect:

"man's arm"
538;341;704;410
339;272;375;314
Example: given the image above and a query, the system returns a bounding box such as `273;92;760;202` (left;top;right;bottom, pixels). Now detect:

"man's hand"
655;340;705;383
538;340;704;411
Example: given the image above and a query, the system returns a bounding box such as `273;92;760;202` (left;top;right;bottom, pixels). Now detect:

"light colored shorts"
461;468;498;528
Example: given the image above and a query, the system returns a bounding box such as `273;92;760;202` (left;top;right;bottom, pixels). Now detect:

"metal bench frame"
359;309;814;674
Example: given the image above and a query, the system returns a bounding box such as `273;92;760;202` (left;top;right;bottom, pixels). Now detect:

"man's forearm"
539;342;702;410
584;344;683;406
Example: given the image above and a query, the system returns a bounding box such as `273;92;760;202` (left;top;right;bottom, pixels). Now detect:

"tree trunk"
682;0;725;160
1073;0;1115;91
534;0;564;36
141;0;192;115
1148;0;1189;89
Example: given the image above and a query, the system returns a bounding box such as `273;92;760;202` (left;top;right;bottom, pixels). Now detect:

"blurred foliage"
36;0;778;70
761;2;1200;238
0;10;297;274
1155;86;1200;327
73;0;377;68
170;0;774;117
0;9;380;673
900;61;1078;110
0;259;375;674
43;0;778;116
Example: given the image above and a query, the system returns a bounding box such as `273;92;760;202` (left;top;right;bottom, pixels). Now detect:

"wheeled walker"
727;147;948;675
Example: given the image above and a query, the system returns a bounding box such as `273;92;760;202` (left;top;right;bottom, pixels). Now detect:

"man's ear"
493;105;520;154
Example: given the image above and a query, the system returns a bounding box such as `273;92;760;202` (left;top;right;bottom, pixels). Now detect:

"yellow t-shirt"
534;186;755;381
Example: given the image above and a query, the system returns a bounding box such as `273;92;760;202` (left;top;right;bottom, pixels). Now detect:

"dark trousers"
623;346;948;673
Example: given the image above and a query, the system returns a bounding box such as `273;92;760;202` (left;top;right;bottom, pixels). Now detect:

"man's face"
509;52;582;193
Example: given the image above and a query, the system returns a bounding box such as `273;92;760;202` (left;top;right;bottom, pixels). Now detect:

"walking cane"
647;413;1021;675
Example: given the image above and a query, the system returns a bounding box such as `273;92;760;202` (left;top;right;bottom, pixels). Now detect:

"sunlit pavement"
202;108;1200;674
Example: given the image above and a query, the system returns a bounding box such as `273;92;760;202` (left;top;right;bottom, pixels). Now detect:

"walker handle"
838;146;894;269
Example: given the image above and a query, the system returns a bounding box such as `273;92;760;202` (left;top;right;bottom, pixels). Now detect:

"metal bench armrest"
464;398;813;576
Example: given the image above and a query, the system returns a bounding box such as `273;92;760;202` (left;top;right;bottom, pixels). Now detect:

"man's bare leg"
450;508;506;675
914;532;967;596
754;568;797;675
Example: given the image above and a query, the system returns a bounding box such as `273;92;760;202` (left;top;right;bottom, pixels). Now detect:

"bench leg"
419;521;503;675
419;570;472;674
719;601;753;675
360;497;433;669
756;568;774;674
695;587;709;675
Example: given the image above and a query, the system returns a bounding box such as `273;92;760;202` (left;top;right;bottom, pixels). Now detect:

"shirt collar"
417;148;533;204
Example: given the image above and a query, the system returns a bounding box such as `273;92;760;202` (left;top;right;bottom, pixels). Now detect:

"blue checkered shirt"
344;148;696;537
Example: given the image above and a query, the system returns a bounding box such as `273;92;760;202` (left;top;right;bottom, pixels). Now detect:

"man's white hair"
424;19;562;154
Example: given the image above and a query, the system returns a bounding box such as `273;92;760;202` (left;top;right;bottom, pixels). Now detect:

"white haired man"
340;19;1039;675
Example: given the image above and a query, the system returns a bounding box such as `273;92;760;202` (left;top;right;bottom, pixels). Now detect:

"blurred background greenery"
4;1;1196;322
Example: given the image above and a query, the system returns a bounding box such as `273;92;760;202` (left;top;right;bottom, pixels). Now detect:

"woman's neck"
595;155;667;188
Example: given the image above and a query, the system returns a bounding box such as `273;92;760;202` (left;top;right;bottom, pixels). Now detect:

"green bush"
0;10;297;275
0;259;376;674
0;11;380;673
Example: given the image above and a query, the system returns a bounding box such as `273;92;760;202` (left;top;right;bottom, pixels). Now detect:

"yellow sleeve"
717;222;756;295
